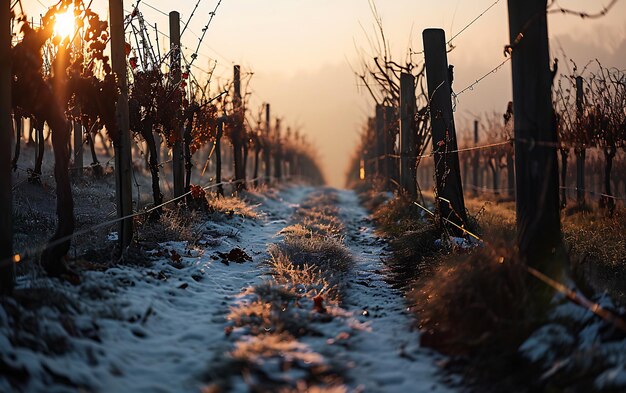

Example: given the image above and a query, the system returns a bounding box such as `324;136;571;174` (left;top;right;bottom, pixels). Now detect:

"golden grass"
562;207;626;302
410;242;542;355
230;333;325;366
269;251;338;304
228;282;314;337
464;196;625;301
207;195;259;219
563;208;625;268
269;235;352;277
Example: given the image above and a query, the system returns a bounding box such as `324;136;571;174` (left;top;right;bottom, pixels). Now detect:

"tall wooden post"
1;0;14;292
375;104;385;178
400;73;417;198
508;0;561;266
365;117;376;179
264;103;271;182
274;118;282;181
384;106;396;186
232;65;245;191
575;76;586;207
253;119;261;187
110;0;134;249
169;11;184;198
215;118;224;196
423;28;468;232
73;121;83;177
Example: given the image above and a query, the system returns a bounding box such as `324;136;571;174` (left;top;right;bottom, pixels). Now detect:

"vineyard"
1;0;626;392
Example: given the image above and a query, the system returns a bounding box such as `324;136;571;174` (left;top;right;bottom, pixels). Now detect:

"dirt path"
335;189;455;392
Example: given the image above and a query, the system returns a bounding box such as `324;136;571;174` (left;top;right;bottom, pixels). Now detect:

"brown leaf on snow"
313;294;326;313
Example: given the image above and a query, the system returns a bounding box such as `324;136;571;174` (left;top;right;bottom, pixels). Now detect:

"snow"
434;236;482;250
0;186;311;393
518;290;626;389
8;183;624;392
332;190;455;392
519;324;574;364
1;186;459;392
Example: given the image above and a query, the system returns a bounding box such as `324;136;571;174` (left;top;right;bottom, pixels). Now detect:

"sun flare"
54;9;76;39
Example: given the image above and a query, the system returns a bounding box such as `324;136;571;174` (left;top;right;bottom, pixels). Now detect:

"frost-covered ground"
1;186;456;393
334;190;455;392
1;186;310;392
5;184;625;392
519;290;626;390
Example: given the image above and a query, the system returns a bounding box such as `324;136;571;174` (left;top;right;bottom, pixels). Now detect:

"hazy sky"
21;0;626;186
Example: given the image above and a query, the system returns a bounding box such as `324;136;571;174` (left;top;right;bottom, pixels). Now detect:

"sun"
54;8;76;39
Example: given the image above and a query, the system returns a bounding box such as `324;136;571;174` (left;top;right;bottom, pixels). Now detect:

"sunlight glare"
54;9;76;39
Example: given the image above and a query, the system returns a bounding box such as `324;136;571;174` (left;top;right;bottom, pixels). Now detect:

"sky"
20;0;626;187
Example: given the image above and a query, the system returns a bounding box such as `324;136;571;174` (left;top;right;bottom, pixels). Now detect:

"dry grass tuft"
206;195;259;219
563;207;626;302
411;242;543;357
230;333;325;366
269;251;339;305
228;333;345;392
371;195;425;237
292;193;344;236
385;221;442;289
269;235;352;279
354;177;390;213
228;282;315;337
278;224;312;239
136;206;204;245
564;208;625;268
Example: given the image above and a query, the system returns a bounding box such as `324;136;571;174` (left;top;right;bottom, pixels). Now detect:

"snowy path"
0;187;312;393
336;189;455;393
2;186;458;393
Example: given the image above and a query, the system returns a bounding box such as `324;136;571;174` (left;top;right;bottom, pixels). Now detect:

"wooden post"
366;117;376;180
73;120;83;177
399;73;417;198
110;0;134;249
508;0;561;265
10;116;21;170
232;65;246;191
1;0;14;292
423;28;468;232
264;103;271;183
215;118;224;196
375;104;385;178
253;120;261;187
274;118;282;181
575;76;586;207
169;11;184;198
384;106;396;186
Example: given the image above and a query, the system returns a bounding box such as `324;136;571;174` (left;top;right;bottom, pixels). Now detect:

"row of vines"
1;0;324;292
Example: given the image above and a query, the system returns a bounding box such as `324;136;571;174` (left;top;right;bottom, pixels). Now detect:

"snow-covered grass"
209;189;352;392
